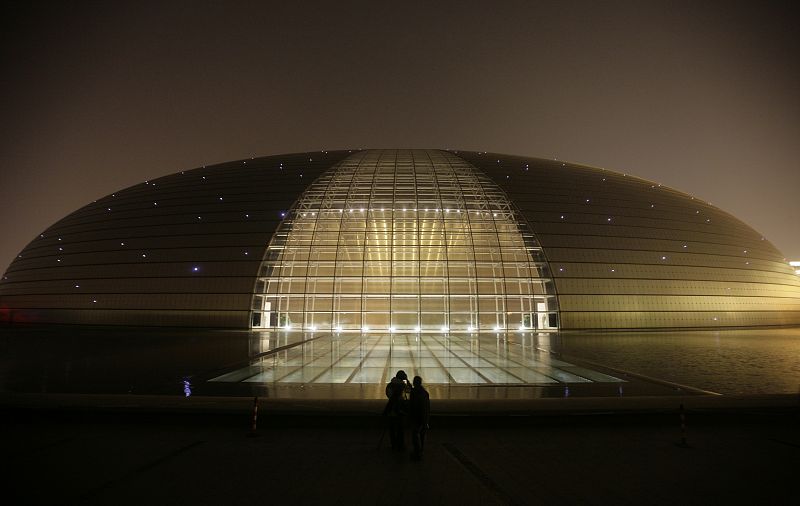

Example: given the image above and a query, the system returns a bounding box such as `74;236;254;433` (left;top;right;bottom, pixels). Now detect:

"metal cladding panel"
454;151;800;329
0;151;355;327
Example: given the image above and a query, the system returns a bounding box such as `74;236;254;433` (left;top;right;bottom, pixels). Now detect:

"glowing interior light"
440;326;449;333
414;326;421;333
362;326;369;333
335;326;343;333
518;325;526;331
388;326;395;333
309;325;317;331
283;324;292;331
467;326;474;332
493;326;502;332
789;261;800;267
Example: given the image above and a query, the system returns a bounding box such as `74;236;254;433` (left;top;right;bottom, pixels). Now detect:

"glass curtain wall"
251;149;557;332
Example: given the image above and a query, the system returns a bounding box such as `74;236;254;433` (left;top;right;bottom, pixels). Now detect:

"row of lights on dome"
280;324;532;333
282;208;509;218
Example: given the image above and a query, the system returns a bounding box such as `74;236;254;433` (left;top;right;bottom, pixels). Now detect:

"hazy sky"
2;0;798;272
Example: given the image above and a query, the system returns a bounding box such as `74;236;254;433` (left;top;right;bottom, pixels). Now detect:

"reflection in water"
1;326;798;397
212;332;624;386
555;328;800;395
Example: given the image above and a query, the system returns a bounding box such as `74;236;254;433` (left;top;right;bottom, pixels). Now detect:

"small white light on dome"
192;266;199;272
92;300;97;303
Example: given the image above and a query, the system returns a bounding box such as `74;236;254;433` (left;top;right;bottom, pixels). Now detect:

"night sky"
2;1;798;272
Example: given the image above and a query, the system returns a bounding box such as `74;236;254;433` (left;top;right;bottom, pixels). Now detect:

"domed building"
2;149;799;331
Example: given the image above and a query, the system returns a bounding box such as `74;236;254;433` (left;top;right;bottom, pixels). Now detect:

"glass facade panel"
251;150;557;332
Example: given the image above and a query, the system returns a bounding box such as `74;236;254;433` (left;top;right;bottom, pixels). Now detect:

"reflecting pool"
1;325;798;398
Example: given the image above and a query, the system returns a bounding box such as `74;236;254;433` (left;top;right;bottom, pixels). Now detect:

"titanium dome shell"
2;149;799;330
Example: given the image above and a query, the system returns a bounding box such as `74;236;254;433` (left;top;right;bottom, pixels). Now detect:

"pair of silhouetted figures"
383;370;431;460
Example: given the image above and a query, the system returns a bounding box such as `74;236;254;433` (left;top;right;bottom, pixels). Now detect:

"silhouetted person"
383;370;409;450
409;375;430;460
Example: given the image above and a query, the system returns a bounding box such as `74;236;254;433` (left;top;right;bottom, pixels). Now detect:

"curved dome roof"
2;149;799;330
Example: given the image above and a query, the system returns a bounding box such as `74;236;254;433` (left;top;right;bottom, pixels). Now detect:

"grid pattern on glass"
250;149;558;332
210;334;623;385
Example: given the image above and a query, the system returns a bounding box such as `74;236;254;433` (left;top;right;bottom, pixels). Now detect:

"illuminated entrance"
251;150;558;333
